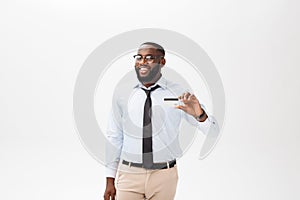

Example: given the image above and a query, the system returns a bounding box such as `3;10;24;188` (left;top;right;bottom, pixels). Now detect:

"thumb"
176;105;187;112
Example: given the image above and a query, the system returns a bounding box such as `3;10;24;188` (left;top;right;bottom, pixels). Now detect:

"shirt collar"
133;76;168;90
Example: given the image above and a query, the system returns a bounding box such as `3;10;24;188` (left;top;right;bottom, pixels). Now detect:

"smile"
139;67;150;74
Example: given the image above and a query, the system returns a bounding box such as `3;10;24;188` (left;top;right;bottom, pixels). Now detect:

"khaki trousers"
116;163;179;200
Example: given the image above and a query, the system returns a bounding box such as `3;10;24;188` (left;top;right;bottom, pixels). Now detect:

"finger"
178;92;189;99
183;92;191;101
188;94;195;101
187;94;199;104
175;105;187;112
178;92;189;104
112;194;116;200
104;192;113;200
103;193;108;200
178;94;183;101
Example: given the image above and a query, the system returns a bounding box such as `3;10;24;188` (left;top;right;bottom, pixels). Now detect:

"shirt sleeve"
105;102;123;178
183;104;219;136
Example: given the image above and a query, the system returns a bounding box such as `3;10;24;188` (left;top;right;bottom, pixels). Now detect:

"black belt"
122;159;176;169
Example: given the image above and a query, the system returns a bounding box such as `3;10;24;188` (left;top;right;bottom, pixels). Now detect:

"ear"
160;58;166;67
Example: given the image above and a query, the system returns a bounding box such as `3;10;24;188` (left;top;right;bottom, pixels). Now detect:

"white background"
1;0;300;199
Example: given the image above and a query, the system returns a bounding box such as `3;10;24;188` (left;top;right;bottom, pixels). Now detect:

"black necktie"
142;85;160;169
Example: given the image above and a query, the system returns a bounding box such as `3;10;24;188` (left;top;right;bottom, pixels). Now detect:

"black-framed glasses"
133;54;163;63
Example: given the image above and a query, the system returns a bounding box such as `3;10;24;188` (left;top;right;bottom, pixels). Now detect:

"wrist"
195;109;207;122
193;102;203;117
195;108;204;117
106;177;115;185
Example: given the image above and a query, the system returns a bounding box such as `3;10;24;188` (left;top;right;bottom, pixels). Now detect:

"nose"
141;59;148;65
137;57;148;65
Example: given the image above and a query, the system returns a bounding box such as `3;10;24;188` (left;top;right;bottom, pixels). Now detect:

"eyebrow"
136;54;155;56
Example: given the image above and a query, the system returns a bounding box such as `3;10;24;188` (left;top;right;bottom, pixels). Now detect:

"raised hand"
176;92;207;121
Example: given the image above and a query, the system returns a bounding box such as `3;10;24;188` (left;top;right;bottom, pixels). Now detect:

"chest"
125;90;181;126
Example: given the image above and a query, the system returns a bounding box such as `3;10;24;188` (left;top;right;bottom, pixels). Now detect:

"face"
134;45;166;84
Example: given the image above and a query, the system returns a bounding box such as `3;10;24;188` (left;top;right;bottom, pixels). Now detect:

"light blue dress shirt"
105;77;219;178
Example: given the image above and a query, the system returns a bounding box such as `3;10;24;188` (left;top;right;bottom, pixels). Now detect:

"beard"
135;63;161;83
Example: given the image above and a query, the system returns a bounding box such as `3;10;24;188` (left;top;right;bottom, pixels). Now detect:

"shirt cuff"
197;115;218;136
105;166;118;178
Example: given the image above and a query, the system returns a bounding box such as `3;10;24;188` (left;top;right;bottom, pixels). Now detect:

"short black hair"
140;42;165;56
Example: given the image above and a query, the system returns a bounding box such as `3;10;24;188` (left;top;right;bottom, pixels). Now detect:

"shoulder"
112;81;137;108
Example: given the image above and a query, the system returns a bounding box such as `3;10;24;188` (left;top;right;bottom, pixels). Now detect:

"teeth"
140;67;149;72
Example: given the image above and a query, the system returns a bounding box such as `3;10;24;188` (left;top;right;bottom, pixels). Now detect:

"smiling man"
104;42;218;200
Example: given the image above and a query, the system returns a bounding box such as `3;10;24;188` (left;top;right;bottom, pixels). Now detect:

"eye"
145;55;155;60
134;55;142;61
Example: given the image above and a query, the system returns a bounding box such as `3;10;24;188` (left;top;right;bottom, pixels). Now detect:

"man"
104;42;218;200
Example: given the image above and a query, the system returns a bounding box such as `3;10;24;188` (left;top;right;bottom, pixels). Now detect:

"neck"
142;74;162;88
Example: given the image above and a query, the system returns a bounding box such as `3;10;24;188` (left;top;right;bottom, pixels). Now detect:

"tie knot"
142;85;160;97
